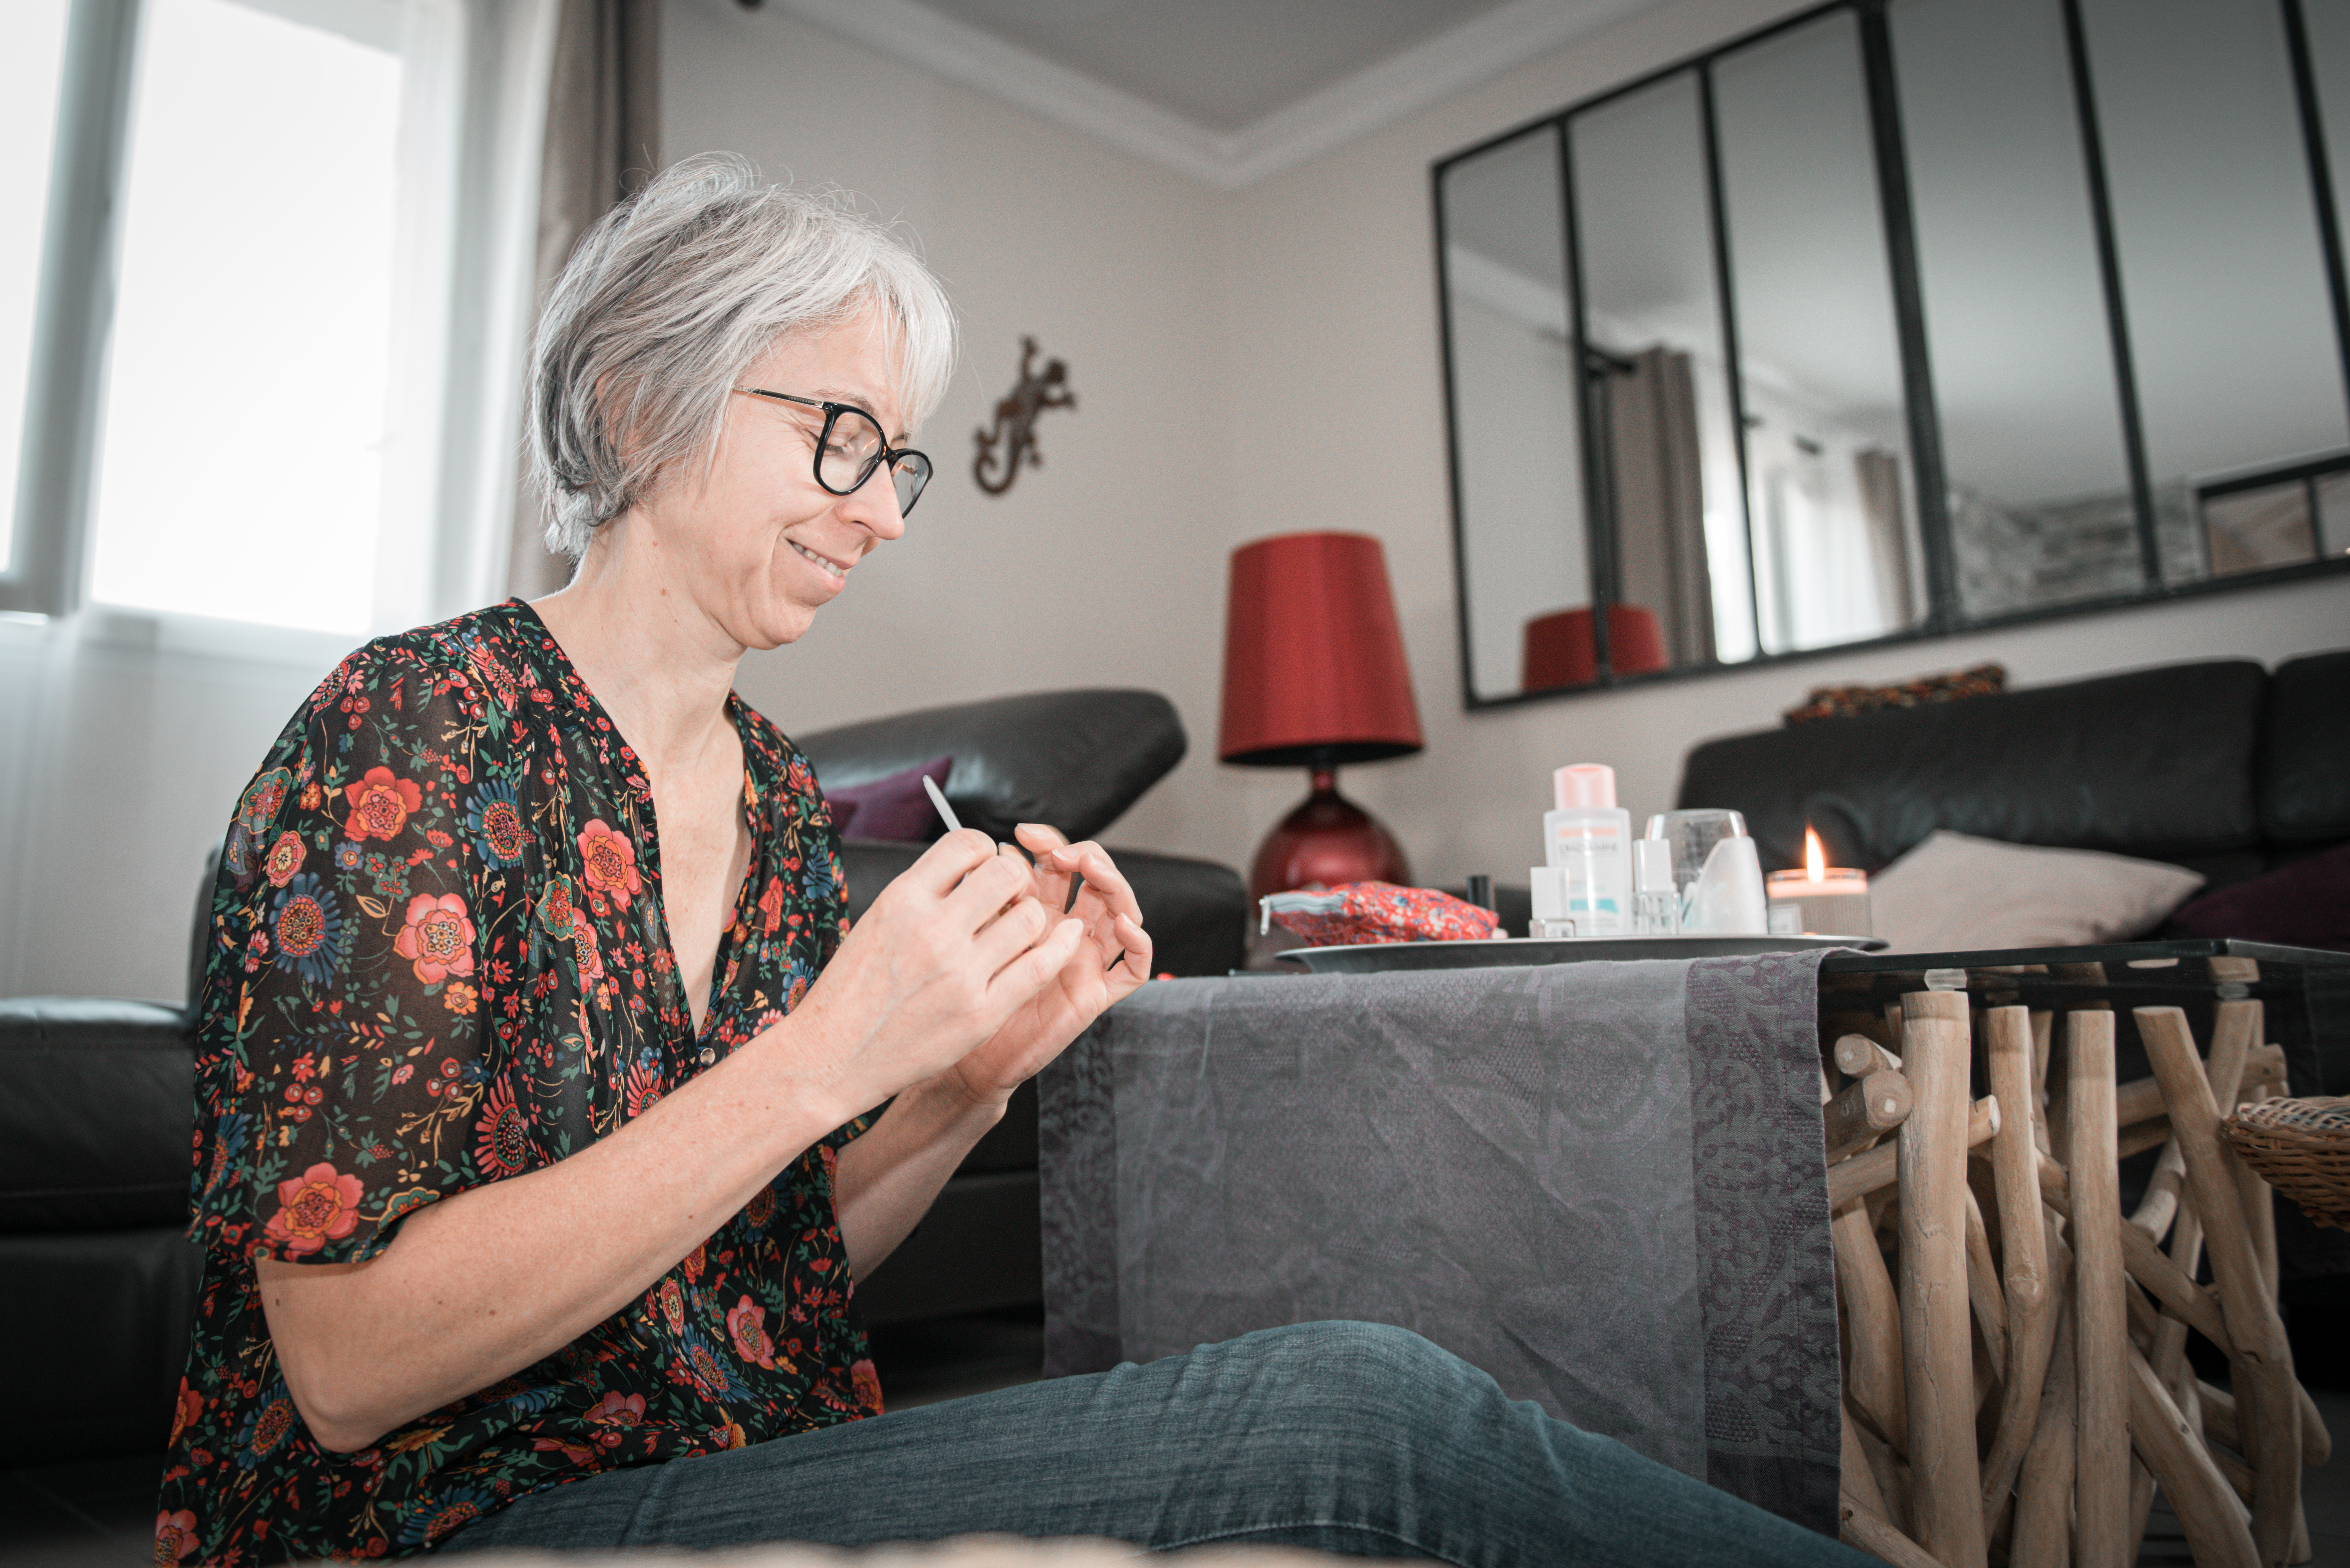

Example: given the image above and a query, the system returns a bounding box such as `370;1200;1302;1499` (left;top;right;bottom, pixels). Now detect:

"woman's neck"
527;518;744;787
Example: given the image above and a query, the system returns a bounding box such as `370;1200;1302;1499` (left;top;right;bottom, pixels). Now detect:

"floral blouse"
156;600;881;1566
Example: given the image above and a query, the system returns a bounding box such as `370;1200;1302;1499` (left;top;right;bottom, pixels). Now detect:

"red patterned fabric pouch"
1261;882;1500;946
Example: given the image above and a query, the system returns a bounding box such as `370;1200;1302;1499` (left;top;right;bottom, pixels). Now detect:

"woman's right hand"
784;828;1088;1117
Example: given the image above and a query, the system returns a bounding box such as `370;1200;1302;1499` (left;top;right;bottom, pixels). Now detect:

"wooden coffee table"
1815;939;2348;1568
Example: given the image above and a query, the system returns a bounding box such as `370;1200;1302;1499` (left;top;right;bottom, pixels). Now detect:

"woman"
159;155;1864;1567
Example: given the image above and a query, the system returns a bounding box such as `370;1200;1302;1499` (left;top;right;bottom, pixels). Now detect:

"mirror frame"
1434;0;2350;711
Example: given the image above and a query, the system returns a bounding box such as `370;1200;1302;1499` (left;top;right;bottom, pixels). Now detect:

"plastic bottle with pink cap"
1530;762;1631;938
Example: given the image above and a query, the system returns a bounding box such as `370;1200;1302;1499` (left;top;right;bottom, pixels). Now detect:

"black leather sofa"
0;687;1245;1465
1675;651;2350;893
1675;649;2349;1088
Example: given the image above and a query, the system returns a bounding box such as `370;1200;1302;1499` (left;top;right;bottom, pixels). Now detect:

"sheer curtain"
505;0;663;599
0;0;564;1005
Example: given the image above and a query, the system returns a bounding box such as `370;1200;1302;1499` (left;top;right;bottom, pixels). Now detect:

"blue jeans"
441;1321;1866;1566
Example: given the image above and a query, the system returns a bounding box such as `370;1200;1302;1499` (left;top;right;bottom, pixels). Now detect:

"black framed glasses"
733;388;933;518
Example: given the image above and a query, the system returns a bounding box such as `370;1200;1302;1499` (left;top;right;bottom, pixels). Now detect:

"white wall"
662;0;1234;862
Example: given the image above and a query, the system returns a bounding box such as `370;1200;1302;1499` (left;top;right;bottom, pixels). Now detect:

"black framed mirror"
1435;0;2350;708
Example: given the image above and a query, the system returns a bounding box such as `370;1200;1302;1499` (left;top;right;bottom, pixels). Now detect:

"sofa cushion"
2262;649;2350;846
1869;831;2206;954
2170;841;2350;953
829;755;955;841
0;997;193;1232
0;1226;201;1463
796;689;1186;844
1676;659;2268;874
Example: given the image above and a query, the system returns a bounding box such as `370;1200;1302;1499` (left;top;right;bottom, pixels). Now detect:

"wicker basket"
2221;1096;2350;1230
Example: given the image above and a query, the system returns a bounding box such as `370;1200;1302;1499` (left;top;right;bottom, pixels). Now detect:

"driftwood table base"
1823;959;2327;1568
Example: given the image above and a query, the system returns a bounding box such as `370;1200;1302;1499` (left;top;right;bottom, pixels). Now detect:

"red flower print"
658;1277;685;1335
623;1056;664;1119
727;1294;778;1370
743;1184;775;1230
394;894;476;984
170;1379;203;1445
155;1509;200;1564
263;830;305;888
342;766;421;842
533;1436;597;1464
586;1391;645;1429
473;1077;530;1179
569;909;603;984
758;875;784;934
683;1242;705;1282
576;819;642;910
300;781;322;811
263;1161;364;1256
852;1358;883;1413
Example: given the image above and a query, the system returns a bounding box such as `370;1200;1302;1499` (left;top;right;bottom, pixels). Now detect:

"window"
0;3;74;580
3;0;546;638
88;0;407;635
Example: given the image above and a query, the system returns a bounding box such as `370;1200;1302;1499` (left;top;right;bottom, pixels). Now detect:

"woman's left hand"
935;824;1152;1107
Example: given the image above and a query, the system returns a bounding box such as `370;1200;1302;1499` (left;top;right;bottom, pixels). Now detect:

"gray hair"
527;153;959;559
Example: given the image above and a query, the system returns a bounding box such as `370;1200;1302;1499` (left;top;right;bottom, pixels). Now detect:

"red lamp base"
1248;767;1412;899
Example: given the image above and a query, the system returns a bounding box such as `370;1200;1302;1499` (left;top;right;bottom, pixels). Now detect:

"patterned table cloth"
1038;953;1842;1535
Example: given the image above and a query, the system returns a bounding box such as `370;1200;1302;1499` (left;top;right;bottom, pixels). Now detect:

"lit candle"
1766;827;1873;937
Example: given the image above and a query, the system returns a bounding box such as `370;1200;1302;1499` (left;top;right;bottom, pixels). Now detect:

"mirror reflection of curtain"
1606;348;1716;667
1854;446;1917;630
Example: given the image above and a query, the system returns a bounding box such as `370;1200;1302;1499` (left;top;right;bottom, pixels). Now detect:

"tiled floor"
2;1318;2341;1566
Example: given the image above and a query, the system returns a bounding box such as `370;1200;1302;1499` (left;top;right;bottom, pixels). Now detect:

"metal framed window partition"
1434;0;2350;711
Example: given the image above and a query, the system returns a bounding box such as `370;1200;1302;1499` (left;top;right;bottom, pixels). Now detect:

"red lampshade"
1218;532;1423;767
1521;603;1669;692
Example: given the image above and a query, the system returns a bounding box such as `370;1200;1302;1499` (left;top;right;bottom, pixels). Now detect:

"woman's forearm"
258;1021;852;1454
831;1077;1007;1279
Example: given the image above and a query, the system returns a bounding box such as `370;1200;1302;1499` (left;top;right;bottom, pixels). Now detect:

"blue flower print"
269;874;343;986
468;777;531;867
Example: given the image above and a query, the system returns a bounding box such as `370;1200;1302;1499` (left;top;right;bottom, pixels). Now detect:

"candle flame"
1804;825;1825;881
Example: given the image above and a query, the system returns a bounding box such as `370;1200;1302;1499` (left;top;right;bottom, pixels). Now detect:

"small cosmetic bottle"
1543;763;1631;938
1527;866;1575;939
1633;838;1679;936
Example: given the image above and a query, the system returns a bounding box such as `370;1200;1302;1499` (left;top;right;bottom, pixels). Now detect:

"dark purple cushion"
2169;842;2350;952
826;756;954;842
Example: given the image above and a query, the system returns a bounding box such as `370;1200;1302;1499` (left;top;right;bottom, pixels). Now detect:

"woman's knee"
1221;1320;1483;1423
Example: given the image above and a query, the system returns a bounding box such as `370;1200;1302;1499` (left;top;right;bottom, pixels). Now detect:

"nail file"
924;773;1128;975
921;774;963;834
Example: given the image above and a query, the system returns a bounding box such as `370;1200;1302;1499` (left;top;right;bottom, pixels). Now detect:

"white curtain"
0;0;561;1005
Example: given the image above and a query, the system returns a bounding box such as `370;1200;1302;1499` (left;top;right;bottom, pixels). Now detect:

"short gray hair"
527;153;958;559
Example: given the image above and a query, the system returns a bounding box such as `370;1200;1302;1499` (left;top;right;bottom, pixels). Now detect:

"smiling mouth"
788;539;850;578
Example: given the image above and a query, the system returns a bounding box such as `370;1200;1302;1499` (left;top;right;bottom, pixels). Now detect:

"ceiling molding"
771;0;1660;191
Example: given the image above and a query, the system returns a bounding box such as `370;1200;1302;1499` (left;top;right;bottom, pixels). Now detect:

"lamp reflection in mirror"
1521;603;1668;692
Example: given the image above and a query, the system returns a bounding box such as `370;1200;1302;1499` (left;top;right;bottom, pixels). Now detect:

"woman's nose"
839;466;907;541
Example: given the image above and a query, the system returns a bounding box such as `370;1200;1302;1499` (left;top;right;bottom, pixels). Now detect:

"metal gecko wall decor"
972;336;1077;496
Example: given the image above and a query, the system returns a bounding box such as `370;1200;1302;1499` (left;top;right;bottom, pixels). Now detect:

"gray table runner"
1038;953;1840;1535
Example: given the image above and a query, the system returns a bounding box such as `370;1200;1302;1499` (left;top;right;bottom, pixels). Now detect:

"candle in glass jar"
1765;827;1873;936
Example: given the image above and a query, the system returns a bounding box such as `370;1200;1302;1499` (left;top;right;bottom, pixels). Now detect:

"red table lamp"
1218;532;1424;899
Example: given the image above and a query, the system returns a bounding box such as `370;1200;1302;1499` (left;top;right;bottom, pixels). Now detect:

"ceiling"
771;0;1670;188
917;0;1525;134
